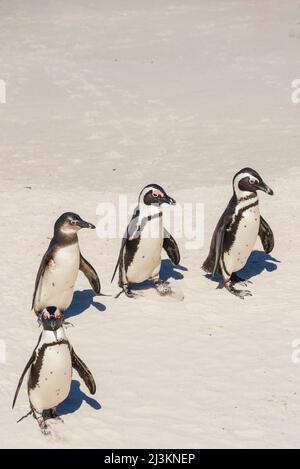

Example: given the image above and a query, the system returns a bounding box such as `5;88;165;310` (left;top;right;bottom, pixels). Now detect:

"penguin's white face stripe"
233;172;258;198
233;172;252;190
139;186;156;203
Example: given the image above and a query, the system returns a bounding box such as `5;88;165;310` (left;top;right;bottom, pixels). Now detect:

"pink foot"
41;309;51;319
54;309;62;318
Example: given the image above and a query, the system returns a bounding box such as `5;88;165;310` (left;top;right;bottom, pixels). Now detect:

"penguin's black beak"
257;181;274;196
78;219;96;229
161;194;176;205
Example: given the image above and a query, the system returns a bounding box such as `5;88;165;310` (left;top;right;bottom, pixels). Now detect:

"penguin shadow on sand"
205;250;280;284
64;289;106;319
160;259;188;282
58;380;101;416
131;259;188;293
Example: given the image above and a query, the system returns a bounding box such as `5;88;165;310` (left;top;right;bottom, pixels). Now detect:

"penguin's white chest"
36;244;80;311
29;343;72;413
224;203;260;274
126;217;163;283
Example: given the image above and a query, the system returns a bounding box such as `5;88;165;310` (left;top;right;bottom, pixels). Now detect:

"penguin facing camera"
12;306;96;434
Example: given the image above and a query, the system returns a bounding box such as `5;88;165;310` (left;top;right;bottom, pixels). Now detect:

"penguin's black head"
233;168;274;197
139;184;176;206
40;307;64;331
54;212;96;234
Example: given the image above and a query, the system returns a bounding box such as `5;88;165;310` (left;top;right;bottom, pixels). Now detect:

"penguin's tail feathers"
202;258;213;274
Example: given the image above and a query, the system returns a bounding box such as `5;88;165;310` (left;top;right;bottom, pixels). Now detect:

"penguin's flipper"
79;254;101;294
111;236;126;284
202;198;235;276
212;223;226;276
111;207;140;283
12;332;43;408
259;216;274;254
12;352;38;409
71;348;96;395
12;354;35;408
202;218;228;276
163;228;180;265
31;241;55;312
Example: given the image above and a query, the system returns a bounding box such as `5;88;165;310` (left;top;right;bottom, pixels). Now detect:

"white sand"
1;0;300;448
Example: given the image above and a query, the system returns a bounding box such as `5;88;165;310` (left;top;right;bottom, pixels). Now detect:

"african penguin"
111;184;180;298
12;307;96;434
32;212;101;318
202;168;274;299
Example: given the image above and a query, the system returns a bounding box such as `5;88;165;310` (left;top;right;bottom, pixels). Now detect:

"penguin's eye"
152;192;158;198
70;220;78;225
249;177;256;185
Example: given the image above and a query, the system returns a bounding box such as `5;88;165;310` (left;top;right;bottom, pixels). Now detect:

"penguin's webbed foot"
225;281;252;299
125;288;140;299
154;279;172;296
36;414;50;435
116;285;140;299
231;273;252;287
46;408;64;423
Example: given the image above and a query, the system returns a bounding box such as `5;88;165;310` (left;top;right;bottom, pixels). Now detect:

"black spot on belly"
52;282;55;287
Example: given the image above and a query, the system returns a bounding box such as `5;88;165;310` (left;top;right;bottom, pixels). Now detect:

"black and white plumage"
112;184;180;297
12;308;96;434
32;212;101;318
202;168;274;299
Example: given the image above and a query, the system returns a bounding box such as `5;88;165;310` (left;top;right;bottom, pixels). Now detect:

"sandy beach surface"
1;0;300;448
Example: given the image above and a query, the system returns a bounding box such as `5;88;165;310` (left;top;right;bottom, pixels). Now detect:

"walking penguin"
12;307;96;434
112;184;180;298
202;168;274;298
32;212;101;318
